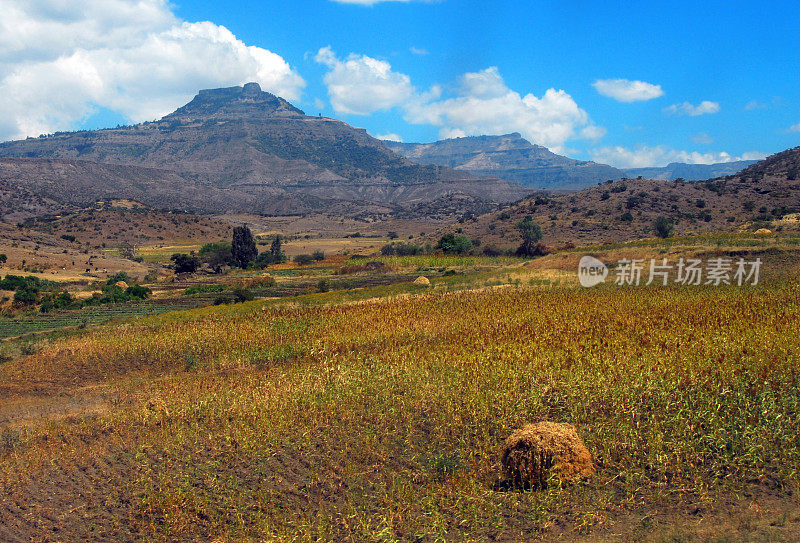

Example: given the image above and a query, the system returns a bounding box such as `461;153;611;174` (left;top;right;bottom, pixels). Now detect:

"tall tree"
516;215;543;257
231;225;257;268
270;234;286;263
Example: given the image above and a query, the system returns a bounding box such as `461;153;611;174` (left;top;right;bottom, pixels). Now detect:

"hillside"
626;160;758;181
447;147;800;248
385;133;625;190
0;84;529;220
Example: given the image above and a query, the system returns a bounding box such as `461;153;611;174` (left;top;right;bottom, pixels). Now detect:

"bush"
381;242;424;256
184;284;226;296
232;288;254;303
312;250;325;261
436;234;473;255
171;253;201;274
653;216;673;238
294;254;314;266
106;271;132;286
125;284;151;300
620;212;634;222
199;241;234;269
14;287;38;305
317;279;330;292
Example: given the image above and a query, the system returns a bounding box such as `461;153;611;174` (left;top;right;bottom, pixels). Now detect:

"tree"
436;233;473;255
199;241;234;271
515;216;543;257
171;253;200;274
294;254;314;266
231;225;257;268
653;216;674;238
0;254;6;264
269;235;286;264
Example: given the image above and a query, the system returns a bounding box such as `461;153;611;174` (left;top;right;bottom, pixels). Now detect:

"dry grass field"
1;232;799;541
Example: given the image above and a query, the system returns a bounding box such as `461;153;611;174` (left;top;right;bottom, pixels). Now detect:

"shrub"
312;250;325;261
436;234;473;255
653;216;673;238
232;288;254;303
184;284;226;296
199;241;234;269
620;212;634;222
171;253;200;274
381;242;424;256
294;254;314;266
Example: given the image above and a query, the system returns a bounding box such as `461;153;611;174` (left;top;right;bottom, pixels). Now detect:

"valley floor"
1;234;800;541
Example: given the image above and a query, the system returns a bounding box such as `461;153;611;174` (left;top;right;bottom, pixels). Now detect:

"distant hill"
0;83;529;221
385;133;625;191
439;147;800;248
626;160;758;181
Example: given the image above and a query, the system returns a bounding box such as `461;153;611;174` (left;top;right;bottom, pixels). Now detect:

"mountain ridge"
385;133;625;191
0;83;530;220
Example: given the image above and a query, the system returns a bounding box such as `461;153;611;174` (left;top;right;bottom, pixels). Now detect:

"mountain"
385;133;625;191
0;83;529;220
626;160;758;181
439;147;800;248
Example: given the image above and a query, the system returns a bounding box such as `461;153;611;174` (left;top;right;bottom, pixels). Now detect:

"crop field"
1;240;799;541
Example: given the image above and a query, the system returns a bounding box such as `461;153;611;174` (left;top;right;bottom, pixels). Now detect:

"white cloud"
314;53;602;152
0;0;305;141
406;67;603;152
315;47;413;115
592;79;664;102
745;100;767;111
410;46;429;56
692;132;714;144
789;122;800;133
375;133;403;142
663;100;720;116
591;146;766;169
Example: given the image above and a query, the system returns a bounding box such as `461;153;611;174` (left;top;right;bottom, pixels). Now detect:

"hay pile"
755;228;773;235
413;276;431;286
501;422;594;489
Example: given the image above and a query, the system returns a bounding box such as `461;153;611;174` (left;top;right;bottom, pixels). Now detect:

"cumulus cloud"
315;47;413;115
375;133;403;142
590;146;766;169
406;67;603;152
663;101;720;116
314;53;603;152
745;100;767;111
692;132;714;144
0;0;305;141
592;79;664;102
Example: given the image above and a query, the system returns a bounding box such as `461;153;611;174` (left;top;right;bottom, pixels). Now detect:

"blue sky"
2;0;799;167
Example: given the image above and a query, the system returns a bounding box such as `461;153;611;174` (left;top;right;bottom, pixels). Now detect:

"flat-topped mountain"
626;160;758;181
385;133;625;191
0;83;529;220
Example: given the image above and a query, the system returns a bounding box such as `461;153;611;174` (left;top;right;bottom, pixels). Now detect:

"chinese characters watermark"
578;256;761;287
